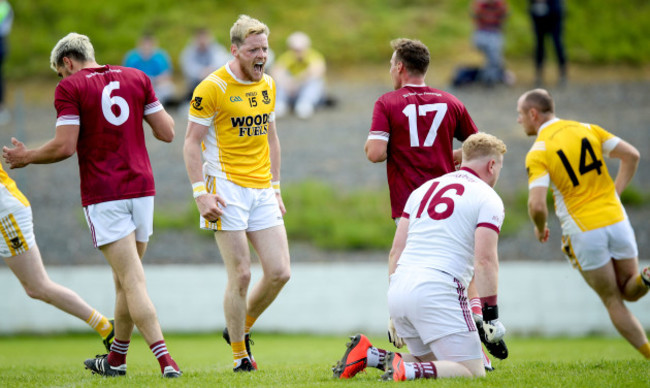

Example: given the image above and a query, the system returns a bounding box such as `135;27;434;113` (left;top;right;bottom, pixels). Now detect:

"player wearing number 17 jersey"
518;88;650;360
360;39;501;372
2;33;182;377
365;38;478;220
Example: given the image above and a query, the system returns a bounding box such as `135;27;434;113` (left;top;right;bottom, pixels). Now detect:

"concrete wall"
1;262;649;336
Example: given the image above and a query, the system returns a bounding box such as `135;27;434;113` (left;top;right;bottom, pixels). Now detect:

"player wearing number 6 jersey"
2;33;182;377
518;88;650;360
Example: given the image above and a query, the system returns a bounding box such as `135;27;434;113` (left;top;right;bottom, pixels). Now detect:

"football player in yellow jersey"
183;15;290;372
0;163;114;350
517;88;650;360
271;31;326;119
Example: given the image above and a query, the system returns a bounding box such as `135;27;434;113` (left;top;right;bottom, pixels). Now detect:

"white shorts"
83;197;154;248
387;267;480;361
561;219;638;271
201;175;284;232
0;207;36;258
404;331;482;362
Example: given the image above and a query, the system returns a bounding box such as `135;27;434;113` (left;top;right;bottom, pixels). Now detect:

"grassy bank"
8;1;650;79
154;181;649;251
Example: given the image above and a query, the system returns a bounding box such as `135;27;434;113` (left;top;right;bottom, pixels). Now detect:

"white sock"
367;347;380;368
404;362;416;380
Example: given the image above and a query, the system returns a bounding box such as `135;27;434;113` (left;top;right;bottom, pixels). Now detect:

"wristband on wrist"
192;182;208;198
480;295;499;321
271;180;281;194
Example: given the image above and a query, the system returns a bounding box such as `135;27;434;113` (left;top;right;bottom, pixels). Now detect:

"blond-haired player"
3;32;181;377
334;133;509;381
517;88;650;359
183;15;290;372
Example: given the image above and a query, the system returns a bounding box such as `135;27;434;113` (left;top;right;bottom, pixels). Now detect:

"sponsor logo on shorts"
230;96;243;102
10;237;22;250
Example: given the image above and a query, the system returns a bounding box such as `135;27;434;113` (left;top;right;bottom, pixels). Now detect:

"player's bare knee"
472;368;486;378
232;270;252;289
23;282;50;302
457;359;484;378
622;292;643;302
270;267;290;286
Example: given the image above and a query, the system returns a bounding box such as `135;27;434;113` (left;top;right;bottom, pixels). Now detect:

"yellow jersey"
526;118;624;234
0;163;29;214
188;63;276;188
275;48;325;77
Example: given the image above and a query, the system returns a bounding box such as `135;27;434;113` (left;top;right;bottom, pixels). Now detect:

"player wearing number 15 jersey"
365;39;478;220
3;32;182;377
183;15;290;373
517;88;650;360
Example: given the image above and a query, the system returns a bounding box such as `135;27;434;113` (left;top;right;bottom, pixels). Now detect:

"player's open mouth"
254;62;264;72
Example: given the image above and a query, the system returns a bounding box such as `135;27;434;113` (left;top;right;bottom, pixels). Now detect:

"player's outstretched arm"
145;110;175;143
3;126;79;168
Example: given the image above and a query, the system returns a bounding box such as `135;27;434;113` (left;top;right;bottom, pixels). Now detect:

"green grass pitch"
0;332;647;387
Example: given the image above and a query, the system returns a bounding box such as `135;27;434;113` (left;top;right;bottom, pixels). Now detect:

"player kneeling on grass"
333;133;508;380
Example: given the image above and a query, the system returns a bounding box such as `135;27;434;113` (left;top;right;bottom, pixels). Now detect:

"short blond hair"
50;32;95;72
230;15;270;47
462;132;507;161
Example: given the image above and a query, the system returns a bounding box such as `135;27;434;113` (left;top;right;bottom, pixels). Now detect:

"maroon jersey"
368;85;478;218
54;65;163;206
473;0;508;32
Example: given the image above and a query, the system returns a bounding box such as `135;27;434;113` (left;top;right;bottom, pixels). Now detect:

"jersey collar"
538;117;560;134
225;62;257;85
460;166;480;178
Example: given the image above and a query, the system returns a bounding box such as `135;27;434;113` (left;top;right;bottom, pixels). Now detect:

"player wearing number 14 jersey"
2;33;182;377
365;38;478;220
517;88;650;360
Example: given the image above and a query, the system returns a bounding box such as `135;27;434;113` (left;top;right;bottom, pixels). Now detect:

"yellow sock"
232;341;248;364
638;342;650;359
85;310;112;338
244;315;257;334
